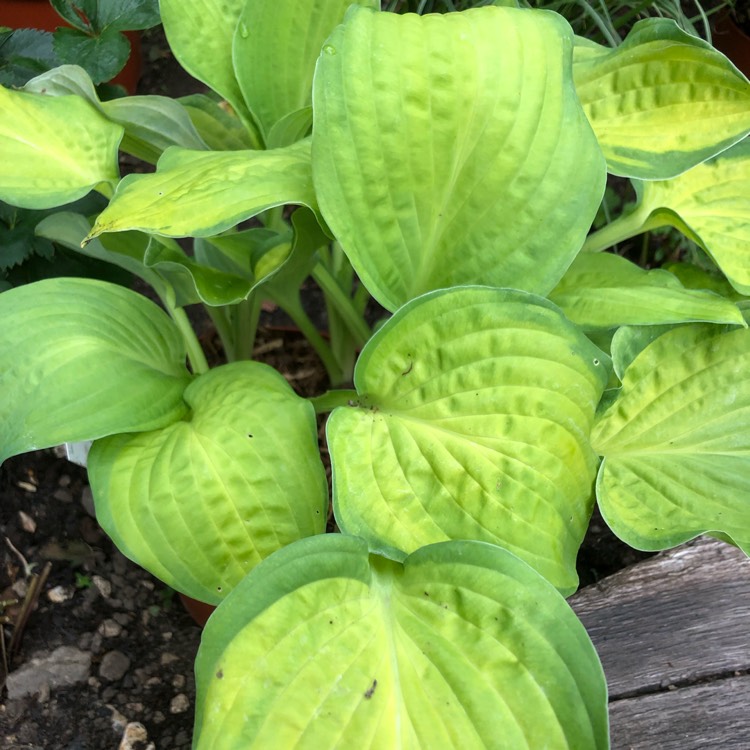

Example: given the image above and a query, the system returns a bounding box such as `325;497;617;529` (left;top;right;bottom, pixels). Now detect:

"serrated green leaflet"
592;324;750;553
312;6;605;312
159;0;257;138
0;278;190;462
88;362;328;604
549;252;745;330
194;535;609;749
573;19;750;179
87;139;316;240
327;287;608;593
0;85;122;209
233;0;377;142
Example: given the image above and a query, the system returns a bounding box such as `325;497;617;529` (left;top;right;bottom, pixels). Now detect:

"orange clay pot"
179;593;217;628
0;0;142;93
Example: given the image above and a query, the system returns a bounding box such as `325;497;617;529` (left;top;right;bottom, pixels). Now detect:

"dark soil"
0;19;655;750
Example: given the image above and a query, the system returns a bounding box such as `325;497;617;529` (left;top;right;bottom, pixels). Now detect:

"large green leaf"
0;278;191;462
87;139;316;239
327;287;609;593
159;0;258;140
549;252;745;330
88;362;328;604
194;535;609;749
0;85;122;209
573;19;750;179
591;323;750;553
586;139;750;294
312;6;605;312
233;0;377;141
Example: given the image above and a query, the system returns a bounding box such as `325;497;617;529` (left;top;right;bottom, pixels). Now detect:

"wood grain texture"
608;675;750;750
569;536;750;749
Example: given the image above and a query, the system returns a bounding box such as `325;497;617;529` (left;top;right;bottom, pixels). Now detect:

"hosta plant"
1;1;750;747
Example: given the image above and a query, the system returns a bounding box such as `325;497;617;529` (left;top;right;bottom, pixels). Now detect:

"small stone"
90;633;104;654
52;488;73;503
58;474;71;487
160;652;178;666
161;631;173;641
18;510;36;533
108;704;129;733
93;575;112;598
174;729;190;746
47;585;74;604
151;711;165;724
171;674;185;689
5;646;91;699
99;650;131;682
88;676;101;689
139;580;154;591
81;486;96;517
113;613;132;626
170;693;189;714
98;619;123;638
16;480;37;493
12;579;27;598
125;702;143;714
145;677;162;687
118;722;148;750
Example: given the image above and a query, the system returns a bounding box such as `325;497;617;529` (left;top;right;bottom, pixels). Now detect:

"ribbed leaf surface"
194;535;609;749
328;287;609;593
88;139;315;239
549;252;745;330
573;19;750;179
632;139;750;295
0;278;190;462
592;324;750;552
88;362;328;604
0;85;122;208
313;6;605;311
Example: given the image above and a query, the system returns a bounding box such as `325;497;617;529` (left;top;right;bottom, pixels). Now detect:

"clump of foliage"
0;0;749;747
0;0;160;88
0;0;160;288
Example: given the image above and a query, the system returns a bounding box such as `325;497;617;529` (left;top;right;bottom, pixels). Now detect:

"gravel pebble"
47;585;74;603
99;650;131;682
170;693;190;714
93;575;112;599
5;647;91;699
80;486;96;516
99;619;123;638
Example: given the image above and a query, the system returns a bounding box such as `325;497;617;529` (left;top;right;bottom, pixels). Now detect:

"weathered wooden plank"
569;536;750;699
608;674;750;750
